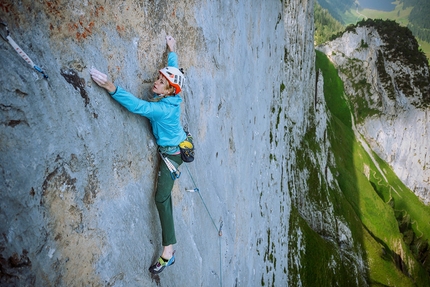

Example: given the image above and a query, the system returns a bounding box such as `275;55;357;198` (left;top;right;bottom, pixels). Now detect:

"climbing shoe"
149;255;175;274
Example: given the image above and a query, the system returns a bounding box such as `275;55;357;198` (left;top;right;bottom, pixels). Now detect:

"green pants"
155;154;183;246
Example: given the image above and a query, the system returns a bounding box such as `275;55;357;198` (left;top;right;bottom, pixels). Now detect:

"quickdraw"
1;22;48;79
159;151;181;180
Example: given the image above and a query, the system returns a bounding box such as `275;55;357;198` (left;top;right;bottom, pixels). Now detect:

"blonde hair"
163;80;175;95
148;75;176;102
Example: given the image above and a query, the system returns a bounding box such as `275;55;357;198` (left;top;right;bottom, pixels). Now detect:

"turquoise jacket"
110;52;186;153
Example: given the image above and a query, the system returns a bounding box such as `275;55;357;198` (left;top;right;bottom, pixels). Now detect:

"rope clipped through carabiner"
1;22;48;79
159;151;181;180
184;164;223;287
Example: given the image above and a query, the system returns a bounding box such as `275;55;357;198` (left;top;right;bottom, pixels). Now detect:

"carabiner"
170;170;181;180
34;65;49;79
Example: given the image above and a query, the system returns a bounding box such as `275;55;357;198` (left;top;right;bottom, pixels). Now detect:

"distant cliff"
317;19;430;204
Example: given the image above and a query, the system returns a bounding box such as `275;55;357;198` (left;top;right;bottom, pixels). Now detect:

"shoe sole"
149;259;175;274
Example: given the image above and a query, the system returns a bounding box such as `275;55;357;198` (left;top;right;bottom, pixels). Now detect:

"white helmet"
159;66;185;94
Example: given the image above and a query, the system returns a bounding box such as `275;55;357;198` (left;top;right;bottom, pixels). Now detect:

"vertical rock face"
317;25;430;205
0;1;316;286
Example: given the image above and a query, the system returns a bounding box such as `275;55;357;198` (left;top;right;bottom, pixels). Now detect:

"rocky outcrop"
317;23;430;204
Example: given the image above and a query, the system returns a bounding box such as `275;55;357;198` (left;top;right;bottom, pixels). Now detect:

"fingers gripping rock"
90;68;108;86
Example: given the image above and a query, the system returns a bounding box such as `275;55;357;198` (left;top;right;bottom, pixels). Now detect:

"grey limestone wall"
0;1;315;286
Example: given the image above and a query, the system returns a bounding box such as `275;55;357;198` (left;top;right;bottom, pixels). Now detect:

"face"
152;74;172;95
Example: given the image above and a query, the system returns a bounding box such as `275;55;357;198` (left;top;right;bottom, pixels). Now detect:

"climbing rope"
1;22;48;79
184;164;223;287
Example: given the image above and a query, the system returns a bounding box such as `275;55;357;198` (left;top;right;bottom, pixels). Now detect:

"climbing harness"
0;22;48;79
159;151;181;180
184;164;224;287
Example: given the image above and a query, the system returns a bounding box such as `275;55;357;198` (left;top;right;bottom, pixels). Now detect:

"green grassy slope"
289;51;430;286
319;49;430;285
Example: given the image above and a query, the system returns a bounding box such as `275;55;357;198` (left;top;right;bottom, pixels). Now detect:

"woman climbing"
90;35;186;274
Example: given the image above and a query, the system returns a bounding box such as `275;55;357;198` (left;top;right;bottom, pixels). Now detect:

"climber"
90;35;186;274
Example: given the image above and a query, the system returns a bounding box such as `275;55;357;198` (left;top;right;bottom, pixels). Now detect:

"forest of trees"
333;18;430;103
316;0;355;24
316;0;430;43
402;0;430;29
314;2;345;45
315;0;430;58
333;19;427;67
402;0;430;42
408;24;430;43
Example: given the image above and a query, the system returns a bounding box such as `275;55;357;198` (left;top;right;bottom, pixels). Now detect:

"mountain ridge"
317;20;429;205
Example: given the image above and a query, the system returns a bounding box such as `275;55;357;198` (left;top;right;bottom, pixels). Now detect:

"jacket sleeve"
167;52;179;68
110;86;163;121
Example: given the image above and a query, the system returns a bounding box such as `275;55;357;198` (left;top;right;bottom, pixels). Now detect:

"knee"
155;189;171;204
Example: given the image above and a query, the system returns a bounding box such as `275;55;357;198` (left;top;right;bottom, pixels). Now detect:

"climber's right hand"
166;35;176;52
90;67;116;94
